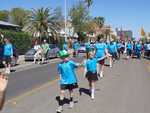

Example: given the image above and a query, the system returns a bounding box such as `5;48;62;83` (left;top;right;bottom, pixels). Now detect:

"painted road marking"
6;77;59;105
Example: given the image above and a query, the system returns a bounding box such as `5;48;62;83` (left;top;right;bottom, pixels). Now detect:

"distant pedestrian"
3;38;13;74
56;50;81;113
41;39;50;63
107;40;118;62
94;38;109;78
33;40;42;64
62;42;68;51
73;40;80;57
85;41;91;59
135;41;142;59
126;41;133;59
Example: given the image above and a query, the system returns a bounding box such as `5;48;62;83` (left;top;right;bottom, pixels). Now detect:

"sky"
0;0;150;37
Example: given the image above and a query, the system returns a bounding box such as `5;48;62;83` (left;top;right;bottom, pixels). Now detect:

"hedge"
0;29;32;55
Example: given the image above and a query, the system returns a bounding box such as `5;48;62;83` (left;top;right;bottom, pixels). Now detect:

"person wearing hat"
56;50;81;113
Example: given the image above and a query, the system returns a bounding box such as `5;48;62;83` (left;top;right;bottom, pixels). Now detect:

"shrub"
0;29;32;54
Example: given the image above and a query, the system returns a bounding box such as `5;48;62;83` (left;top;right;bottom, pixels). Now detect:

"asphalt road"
6;62;58;100
1;56;150;113
6;57;83;100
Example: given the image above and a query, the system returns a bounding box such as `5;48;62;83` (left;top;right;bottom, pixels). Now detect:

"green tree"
0;10;9;21
85;0;93;8
23;7;62;43
70;2;89;32
10;8;29;27
94;16;105;28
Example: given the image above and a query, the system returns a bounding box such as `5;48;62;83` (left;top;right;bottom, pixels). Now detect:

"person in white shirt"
33;41;43;64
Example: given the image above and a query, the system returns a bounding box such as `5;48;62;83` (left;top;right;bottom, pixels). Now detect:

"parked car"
47;44;60;59
24;44;60;61
0;45;18;67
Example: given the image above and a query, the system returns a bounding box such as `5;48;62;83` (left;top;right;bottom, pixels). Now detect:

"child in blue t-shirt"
135;42;142;59
84;51;106;100
126;41;133;59
56;50;81;113
94;39;109;77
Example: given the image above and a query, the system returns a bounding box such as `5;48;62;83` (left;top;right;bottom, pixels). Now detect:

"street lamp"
64;0;67;42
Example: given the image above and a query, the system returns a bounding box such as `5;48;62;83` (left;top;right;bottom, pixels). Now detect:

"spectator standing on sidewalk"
33;40;42;64
41;39;50;63
3;38;13;74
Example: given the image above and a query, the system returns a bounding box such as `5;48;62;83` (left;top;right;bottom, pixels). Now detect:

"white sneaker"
56;106;63;113
110;64;112;68
91;93;95;100
100;72;103;78
69;101;74;108
5;68;10;74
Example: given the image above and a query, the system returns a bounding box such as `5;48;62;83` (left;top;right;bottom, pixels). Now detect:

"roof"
0;21;19;27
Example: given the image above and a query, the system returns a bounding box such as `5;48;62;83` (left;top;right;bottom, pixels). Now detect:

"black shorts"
127;49;132;56
60;83;78;90
110;52;118;59
86;71;98;82
98;59;105;65
3;56;11;64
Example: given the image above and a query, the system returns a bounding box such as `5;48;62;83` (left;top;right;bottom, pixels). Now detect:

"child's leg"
97;63;100;75
91;81;95;99
109;56;113;67
57;90;65;112
100;64;104;78
88;81;92;93
69;89;74;108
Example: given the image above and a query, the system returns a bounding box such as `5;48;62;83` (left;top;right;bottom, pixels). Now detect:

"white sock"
97;63;100;74
91;88;95;99
100;71;103;78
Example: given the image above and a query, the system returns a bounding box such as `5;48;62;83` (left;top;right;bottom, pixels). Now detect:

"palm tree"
23;7;61;42
85;0;93;8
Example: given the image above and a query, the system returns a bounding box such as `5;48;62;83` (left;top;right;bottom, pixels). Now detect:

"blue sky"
0;0;150;37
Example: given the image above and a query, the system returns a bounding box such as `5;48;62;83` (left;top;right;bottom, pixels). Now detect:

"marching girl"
84;50;106;100
56;50;81;113
94;37;109;77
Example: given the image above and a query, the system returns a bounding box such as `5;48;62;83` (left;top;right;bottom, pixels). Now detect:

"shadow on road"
79;88;91;97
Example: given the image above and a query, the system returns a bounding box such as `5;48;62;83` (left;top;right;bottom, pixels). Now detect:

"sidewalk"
0;55;61;73
1;58;150;113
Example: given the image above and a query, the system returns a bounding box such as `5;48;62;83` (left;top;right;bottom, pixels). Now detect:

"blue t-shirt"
95;42;107;58
4;43;13;56
57;60;78;84
85;42;91;51
85;58;98;73
126;43;133;50
117;43;122;49
107;43;117;54
63;43;68;51
136;44;142;51
73;42;80;51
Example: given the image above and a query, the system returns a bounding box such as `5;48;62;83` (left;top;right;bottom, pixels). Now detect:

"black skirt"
86;71;98;81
